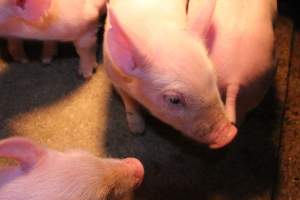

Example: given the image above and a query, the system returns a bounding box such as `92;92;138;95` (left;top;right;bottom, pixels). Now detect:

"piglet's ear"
14;0;52;21
0;137;46;170
187;0;216;37
106;5;140;77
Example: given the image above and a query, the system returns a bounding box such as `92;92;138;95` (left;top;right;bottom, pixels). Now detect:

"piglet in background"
103;0;237;149
0;137;144;200
0;0;107;78
187;0;277;123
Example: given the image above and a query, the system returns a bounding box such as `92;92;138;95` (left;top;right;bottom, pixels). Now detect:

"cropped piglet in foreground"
0;0;107;78
103;0;237;148
0;137;144;200
188;0;277;123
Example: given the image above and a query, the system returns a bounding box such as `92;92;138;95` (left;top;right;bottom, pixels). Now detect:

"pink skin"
0;137;144;200
103;0;237;148
187;0;277;124
0;0;107;78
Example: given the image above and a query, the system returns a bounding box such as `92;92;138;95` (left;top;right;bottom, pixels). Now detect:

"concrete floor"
0;3;299;200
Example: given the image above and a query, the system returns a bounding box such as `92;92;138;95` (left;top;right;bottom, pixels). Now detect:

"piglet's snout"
209;122;237;149
123;158;144;188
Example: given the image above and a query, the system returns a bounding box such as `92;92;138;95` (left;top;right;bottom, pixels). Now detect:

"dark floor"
0;5;300;200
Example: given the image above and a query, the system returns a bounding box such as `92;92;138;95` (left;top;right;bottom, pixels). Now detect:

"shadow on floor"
104;85;281;200
0;41;85;138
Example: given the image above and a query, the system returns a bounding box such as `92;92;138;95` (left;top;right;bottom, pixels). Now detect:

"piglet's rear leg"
74;33;97;79
117;88;145;134
42;41;57;64
7;39;28;63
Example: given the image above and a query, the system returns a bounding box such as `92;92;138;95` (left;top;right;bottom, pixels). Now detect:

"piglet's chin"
209;123;237;149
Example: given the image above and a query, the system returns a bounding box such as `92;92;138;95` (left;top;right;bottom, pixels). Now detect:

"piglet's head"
0;137;144;200
0;0;51;22
106;1;237;149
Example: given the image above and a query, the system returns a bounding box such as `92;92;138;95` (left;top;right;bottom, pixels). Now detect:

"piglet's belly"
0;22;86;41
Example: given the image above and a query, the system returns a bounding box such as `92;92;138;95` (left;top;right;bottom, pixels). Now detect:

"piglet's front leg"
42;41;58;64
7;39;28;64
74;32;98;79
225;84;248;125
117;88;145;134
225;84;240;124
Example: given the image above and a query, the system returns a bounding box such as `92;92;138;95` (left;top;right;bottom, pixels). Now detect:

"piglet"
187;0;277;123
0;137;144;200
0;0;107;78
103;0;237;148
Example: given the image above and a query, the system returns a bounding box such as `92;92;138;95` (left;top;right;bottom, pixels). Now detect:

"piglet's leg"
74;32;97;79
117;88;145;134
7;39;28;63
42;41;57;64
225;84;240;124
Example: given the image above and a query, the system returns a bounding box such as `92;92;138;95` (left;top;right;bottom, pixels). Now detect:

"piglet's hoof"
13;57;29;64
76;72;90;81
77;69;93;80
20;58;29;64
42;57;53;65
77;65;98;79
126;112;145;134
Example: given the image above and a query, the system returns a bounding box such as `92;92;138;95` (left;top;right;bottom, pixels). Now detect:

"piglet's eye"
163;91;186;108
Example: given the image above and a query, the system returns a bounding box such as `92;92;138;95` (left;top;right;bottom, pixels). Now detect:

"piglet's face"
94;157;144;200
106;2;237;148
0;0;51;23
0;137;144;200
